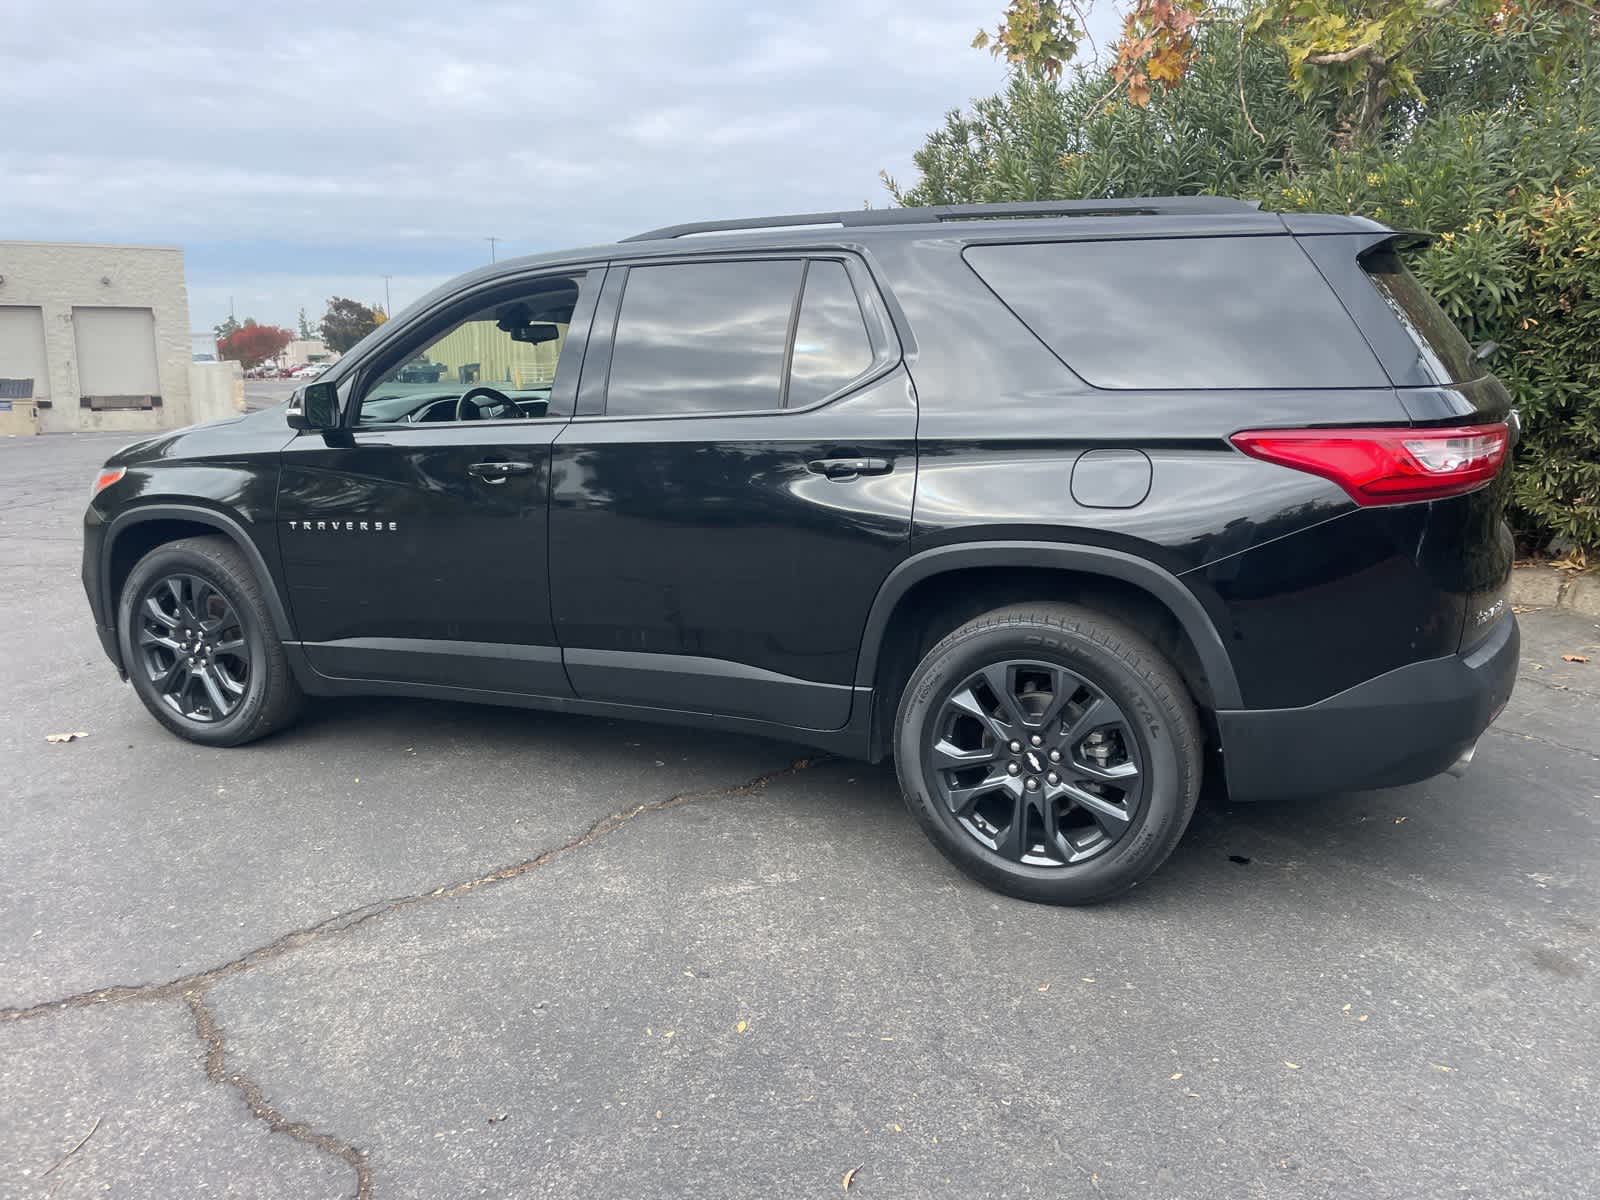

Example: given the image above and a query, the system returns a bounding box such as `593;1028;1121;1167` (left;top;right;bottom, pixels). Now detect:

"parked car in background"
81;198;1518;904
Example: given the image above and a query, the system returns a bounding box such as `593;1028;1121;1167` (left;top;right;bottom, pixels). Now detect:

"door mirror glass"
289;381;339;430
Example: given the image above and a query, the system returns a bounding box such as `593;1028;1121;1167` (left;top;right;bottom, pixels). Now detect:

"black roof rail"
620;197;1262;242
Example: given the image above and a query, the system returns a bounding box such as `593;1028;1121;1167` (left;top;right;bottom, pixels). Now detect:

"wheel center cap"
1023;749;1045;775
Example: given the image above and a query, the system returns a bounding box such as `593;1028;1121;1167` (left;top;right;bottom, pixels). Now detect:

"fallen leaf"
1038;983;1050;993
1562;654;1590;663
1081;977;1096;983
735;1020;748;1034
1430;1063;1455;1073
1170;1072;1183;1080
45;731;89;744
1284;1061;1301;1070
842;1165;862;1191
1394;816;1408;825
1341;1004;1352;1012
487;1113;508;1125
1358;1014;1369;1022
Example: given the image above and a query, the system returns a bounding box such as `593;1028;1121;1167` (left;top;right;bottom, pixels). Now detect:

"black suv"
82;198;1519;904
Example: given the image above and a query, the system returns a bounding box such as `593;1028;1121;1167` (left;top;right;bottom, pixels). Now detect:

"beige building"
0;241;242;436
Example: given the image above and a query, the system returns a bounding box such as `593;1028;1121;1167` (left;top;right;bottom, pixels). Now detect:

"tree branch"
1238;21;1266;145
1304;42;1382;66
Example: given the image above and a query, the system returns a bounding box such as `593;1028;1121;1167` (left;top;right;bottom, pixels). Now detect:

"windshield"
1361;246;1484;385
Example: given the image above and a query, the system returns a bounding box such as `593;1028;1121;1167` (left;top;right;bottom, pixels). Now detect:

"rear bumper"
1216;611;1518;801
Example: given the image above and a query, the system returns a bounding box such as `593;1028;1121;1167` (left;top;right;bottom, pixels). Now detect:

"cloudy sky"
4;1;1125;333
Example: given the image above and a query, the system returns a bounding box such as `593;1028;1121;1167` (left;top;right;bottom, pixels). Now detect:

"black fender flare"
101;503;295;642
853;541;1242;709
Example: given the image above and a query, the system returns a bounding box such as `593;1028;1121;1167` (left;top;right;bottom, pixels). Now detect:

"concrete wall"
0;241;194;435
187;360;246;424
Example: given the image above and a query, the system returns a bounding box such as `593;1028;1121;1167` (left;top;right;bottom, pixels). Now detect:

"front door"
548;255;915;730
278;267;600;695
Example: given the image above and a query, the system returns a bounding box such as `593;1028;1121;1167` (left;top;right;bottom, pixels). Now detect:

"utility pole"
485;236;501;263
382;275;392;317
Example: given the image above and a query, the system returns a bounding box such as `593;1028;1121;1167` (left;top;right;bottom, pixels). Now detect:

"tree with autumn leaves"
216;319;293;370
896;0;1600;558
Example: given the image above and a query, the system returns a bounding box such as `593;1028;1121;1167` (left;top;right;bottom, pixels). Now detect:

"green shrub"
889;11;1600;554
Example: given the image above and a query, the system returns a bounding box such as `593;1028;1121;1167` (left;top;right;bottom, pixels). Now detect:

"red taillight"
1230;423;1508;506
91;467;126;497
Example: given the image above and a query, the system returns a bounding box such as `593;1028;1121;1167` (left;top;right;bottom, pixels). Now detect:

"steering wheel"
455;386;524;422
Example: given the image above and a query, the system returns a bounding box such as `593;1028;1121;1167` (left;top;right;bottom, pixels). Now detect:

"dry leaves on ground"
45;731;88;744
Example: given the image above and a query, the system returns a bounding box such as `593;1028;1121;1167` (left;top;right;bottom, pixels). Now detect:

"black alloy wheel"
117;535;303;746
894;603;1202;905
134;573;251;721
924;660;1144;867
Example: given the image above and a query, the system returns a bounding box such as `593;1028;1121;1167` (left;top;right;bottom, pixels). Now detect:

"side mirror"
287;381;339;431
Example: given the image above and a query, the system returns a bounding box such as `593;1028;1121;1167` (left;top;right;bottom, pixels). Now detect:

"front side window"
359;273;585;424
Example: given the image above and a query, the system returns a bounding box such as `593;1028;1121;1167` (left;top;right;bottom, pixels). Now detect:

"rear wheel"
117;536;303;746
894;603;1201;905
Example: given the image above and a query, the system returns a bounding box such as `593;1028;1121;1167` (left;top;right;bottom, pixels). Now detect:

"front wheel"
117;536;303;746
894;603;1202;905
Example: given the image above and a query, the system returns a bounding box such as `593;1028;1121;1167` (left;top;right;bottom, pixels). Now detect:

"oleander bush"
889;6;1600;554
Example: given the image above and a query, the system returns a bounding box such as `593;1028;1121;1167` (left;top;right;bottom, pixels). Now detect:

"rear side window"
1360;246;1482;384
788;261;874;408
606;260;801;415
965;237;1388;389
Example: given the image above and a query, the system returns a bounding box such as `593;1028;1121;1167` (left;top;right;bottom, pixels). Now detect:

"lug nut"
1030;734;1043;747
1048;748;1061;763
1047;772;1059;785
1025;777;1039;791
1008;740;1022;754
1006;762;1021;776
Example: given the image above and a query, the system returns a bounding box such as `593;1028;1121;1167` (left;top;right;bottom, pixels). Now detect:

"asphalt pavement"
2;430;1596;1199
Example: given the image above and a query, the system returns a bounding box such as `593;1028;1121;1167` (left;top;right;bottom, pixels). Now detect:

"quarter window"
606;260;801;416
965;237;1388;389
788;261;874;408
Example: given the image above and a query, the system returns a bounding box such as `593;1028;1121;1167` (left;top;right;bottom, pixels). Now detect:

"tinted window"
965;237;1388;389
787;261;873;407
606;260;801;415
1362;247;1482;384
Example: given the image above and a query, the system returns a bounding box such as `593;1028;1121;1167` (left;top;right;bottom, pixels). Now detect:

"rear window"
964;237;1388;389
1360;246;1483;385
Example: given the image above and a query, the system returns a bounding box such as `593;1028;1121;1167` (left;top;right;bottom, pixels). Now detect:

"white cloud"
1;0;1062;327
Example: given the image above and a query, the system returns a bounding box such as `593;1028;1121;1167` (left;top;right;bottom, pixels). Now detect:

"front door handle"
468;460;535;484
807;457;891;481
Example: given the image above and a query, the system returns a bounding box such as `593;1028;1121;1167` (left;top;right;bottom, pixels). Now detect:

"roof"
340;199;1393;380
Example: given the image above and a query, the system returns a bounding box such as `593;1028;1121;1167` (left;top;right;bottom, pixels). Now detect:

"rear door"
277;267;601;695
547;253;914;730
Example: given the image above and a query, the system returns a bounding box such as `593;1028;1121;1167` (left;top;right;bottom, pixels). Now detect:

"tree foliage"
217;319;293;370
891;3;1600;554
319;297;383;354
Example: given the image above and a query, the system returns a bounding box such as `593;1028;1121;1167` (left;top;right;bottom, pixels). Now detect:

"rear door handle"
468;460;535;484
807;457;891;480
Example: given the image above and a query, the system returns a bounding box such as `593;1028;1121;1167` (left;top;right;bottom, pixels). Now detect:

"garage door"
0;306;49;403
73;306;161;407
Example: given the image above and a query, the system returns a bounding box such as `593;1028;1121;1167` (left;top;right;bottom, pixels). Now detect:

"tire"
117;535;303;746
894;603;1202;905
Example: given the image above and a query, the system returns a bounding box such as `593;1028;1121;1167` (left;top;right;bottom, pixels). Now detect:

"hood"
108;403;298;467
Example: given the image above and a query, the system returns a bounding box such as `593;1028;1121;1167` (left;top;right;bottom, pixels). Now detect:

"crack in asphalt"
186;989;373;1199
1;756;819;1027
5;755;822;1197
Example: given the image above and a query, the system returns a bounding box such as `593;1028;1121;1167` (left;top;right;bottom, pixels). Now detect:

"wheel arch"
856;542;1241;759
104;505;294;643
